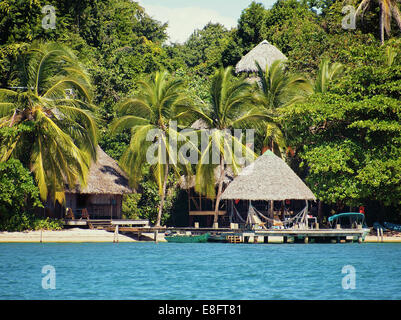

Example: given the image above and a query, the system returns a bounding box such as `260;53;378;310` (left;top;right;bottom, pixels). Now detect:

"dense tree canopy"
1;0;401;225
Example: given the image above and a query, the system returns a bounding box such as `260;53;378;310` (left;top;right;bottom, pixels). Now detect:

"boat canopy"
328;212;365;223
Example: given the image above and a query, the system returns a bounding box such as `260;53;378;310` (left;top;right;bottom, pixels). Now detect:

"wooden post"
113;225;119;243
154;229;158;243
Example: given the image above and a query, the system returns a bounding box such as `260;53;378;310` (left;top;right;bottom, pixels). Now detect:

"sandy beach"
364;235;401;243
0;228;138;243
0;228;400;243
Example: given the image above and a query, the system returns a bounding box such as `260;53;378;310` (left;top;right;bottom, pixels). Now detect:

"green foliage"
237;1;267;51
170;23;231;76
0;212;64;231
0;158;63;231
282;43;401;208
135;173;178;226
121;193;141;220
0;158;42;216
120;169;179;225
0;42;97;204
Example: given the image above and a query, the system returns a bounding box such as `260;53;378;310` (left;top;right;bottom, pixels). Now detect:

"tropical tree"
355;0;401;45
0;42;98;204
110;70;196;227
182;67;263;225
312;58;343;94
254;60;311;155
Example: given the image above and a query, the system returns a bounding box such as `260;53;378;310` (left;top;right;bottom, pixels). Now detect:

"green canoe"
165;232;210;243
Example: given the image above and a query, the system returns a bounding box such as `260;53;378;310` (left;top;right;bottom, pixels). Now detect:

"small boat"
207;233;228;243
373;222;386;231
164;232;210;243
328;212;366;228
384;222;401;232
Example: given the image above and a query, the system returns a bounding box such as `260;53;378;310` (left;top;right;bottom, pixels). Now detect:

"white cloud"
140;4;237;43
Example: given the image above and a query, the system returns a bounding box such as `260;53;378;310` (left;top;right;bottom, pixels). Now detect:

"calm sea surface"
0;242;400;300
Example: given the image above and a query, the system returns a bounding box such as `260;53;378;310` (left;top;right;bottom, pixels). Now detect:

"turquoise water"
0;242;400;300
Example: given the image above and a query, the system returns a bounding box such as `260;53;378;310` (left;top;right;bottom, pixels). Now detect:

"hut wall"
87;194;122;219
115;195;122;219
65;193;77;212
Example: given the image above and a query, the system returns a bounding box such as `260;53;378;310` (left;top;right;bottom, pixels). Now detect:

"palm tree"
356;0;401;45
182;67;265;225
0;42;97;204
384;45;398;66
312;58;343;94
110;71;196;227
254;60;311;156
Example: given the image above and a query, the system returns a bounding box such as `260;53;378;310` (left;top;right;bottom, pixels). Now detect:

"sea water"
0;242;400;300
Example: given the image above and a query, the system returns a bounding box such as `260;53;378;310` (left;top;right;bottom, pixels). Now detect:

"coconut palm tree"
356;0;401;45
0;42;98;204
312;58;343;94
110;70;196;227
182;67;267;225
254;60;311;156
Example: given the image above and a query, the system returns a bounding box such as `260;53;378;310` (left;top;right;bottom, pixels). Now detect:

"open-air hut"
57;146;133;219
235;40;287;80
221;150;316;228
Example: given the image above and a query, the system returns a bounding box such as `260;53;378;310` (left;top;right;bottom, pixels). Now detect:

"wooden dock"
166;227;370;244
64;219;370;243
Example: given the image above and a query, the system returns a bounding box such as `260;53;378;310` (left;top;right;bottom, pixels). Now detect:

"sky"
137;0;277;44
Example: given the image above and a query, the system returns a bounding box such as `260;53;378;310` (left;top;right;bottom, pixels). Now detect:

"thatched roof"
179;166;234;190
66;146;132;194
221;150;316;201
235;40;287;74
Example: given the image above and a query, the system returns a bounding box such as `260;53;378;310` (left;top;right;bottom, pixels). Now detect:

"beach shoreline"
1;229;401;243
0;228;138;243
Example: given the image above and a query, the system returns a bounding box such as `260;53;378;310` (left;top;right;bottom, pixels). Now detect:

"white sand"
0;228;137;243
364;235;401;243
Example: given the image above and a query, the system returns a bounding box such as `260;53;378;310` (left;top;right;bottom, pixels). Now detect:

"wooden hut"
56;146;133;219
235;40;287;81
221;150;316;228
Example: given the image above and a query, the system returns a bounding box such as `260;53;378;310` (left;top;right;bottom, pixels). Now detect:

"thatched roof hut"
221;150;316;201
235;40;287;74
66;146;132;194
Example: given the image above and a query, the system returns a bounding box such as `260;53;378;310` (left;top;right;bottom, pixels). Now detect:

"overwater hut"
235;40;287;81
46;146;133;219
221;150;316;229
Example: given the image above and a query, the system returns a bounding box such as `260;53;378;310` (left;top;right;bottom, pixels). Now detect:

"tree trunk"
318;200;323;224
155;163;169;227
380;4;385;45
213;155;225;225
